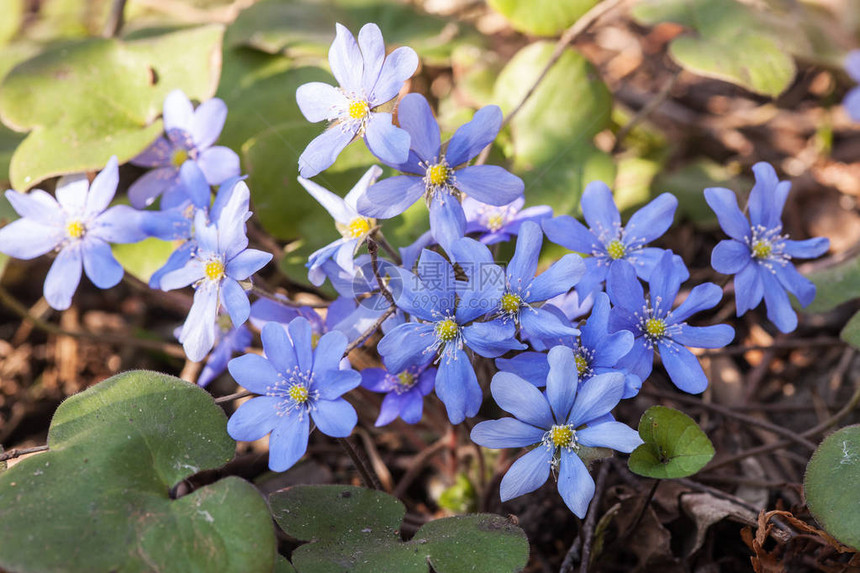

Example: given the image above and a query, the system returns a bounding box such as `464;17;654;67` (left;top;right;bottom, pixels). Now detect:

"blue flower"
197;317;252;388
299;166;382;286
471;346;642;517
607;251;734;394
844;50;860;122
160;181;272;361
358;93;525;250
453;221;585;341
705;162;830;333
497;292;640;398
296;23;418;178
377;248;525;423
227;318;362;472
129;90;239;208
542;181;678;297
0;156;145;310
361;362;436;426
463;196;553;245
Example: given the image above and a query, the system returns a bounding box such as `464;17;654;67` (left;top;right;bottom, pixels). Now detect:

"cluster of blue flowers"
0;22;833;519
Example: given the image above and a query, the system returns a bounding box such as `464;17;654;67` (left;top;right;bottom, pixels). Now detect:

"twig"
0;284;186;358
0;445;49;462
343;306;397;356
249;284;330;308
102;0;127;37
612;72;680;153
372;229;402;266
338;437;382;490
355;427;394;492
393;437;449;499
367;238;396;307
214;389;251;404
643;390;818;451
621;479;660;540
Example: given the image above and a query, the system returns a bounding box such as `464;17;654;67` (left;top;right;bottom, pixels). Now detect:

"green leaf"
805;254;860;313
270;485;529;573
112;237;176;283
493;42;614;216
0;0;24;46
840;311;860;349
804;425;860;550
631;0;795;97
0;370;276;573
628;405;715;479
487;0;598;37
437;473;477;514
0;25;224;190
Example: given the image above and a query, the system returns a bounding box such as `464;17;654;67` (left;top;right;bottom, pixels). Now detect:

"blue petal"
369;46;418;105
226;396;280;442
162;90;194;132
179;282;220;361
648;250;686;311
436;348;482;424
471;418;545;448
365;112;410;165
499;446;553;502
358;175;424;219
462;320;524;357
711;240;751;274
160;260;205;291
454;166;524;206
227;249;272;280
131;135;172;168
546;345;578;423
616;338;653;381
446;105;502;166
314;329;349;373
734;263;764;316
429;193;466;251
580;181;620;236
748;162;790;230
541;215;598;253
328;23;363;91
658;343;708;394
457;263;507;324
375;392;406;426
495;352;549;387
4;189;62;225
178;160;211;209
761;271;798;333
783;238;829;259
128;166;178;208
673;324;734;349
845;86;860;121
490;371;553;428
448;236;493;267
317;368;361;400
44;243;83;310
415;249;458;316
268;413;310;472
312;398;357;437
197;147;241;185
288;317;314;372
396;93;440;161
846;50;860;82
191;98;228;149
606;260;645;313
627;247;665;281
377;322;436;373
520;307;579;340
0;219;61;259
221;278;251;326
149;242;194;289
298;127;355;179
526;254;585;303
774;262;816;307
260;322;298;374
704;187;751;242
360;367;388;392
85;156;119;216
507;220;541;287
557;449;594;518
568;371;624;427
81;239;123;289
296;82;345;123
398;391;424;424
670;282;723;324
91;205;148;244
625;192;677;244
228;352;281;394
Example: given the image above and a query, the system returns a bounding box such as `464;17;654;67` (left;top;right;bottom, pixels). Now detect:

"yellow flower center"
171;148;189;168
66;220;85;239
348;99;370;120
435;318;459;342
645;317;666;338
345;217;372;239
751;240;772;259
606;239;626;260
549;425;574;448
204;259;225;281
288;384;309;404
575;354;589;376
500;293;522;314
397;372;415;387
426;164;449;186
486;214;505;231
